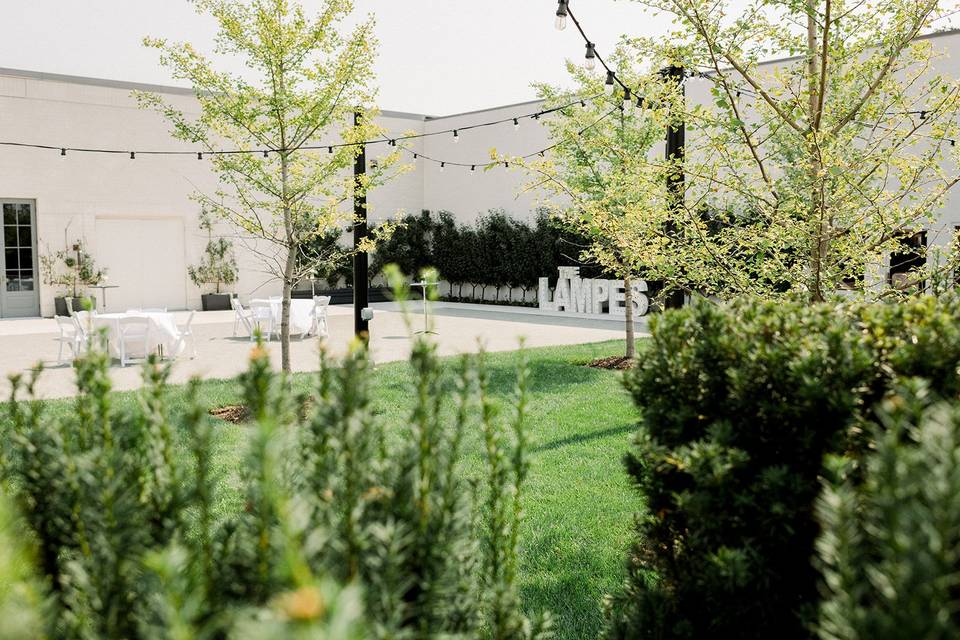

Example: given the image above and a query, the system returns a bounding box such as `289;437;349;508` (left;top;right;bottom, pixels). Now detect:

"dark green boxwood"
604;295;960;640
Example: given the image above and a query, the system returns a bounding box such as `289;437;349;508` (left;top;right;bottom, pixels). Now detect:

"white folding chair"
54;316;82;364
118;316;151;367
231;298;254;337
143;308;167;313
305;295;331;339
249;301;275;341
170;310;197;359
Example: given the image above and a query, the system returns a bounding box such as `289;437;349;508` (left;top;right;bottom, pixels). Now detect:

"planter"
54;296;97;316
201;292;235;311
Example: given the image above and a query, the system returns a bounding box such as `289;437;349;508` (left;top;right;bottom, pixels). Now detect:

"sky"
0;0;673;116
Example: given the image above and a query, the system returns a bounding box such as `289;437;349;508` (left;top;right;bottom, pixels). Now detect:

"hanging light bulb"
130;151;136;160
513;118;520;130
197;152;203;160
263;150;269;158
60;148;66;157
605;71;616;95
623;88;632;110
585;43;597;71
471;165;476;171
440;162;445;172
453;129;459;143
554;0;568;30
328;146;334;154
636;94;645;113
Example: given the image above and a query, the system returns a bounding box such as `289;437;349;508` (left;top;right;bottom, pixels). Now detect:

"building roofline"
0;66;429;121
425;98;544;121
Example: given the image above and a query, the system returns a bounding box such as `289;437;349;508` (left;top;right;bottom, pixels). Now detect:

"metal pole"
664;65;686;309
352;111;370;340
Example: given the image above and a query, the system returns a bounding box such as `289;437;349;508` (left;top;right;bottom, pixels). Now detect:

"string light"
513;118;520;130
623;88;632;110
555;0;569;30
60;148;66;157
197;152;203;160
453;129;459;143
263;150;269;158
328;146;333;153
605;71;616;95
585;42;597;71
440;162;445;172
471;164;476;171
130;152;135;160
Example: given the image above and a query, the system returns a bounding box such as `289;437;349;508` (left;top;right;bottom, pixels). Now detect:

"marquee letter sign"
538;267;649;317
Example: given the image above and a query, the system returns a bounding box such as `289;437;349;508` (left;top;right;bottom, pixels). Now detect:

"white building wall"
0;69;426;316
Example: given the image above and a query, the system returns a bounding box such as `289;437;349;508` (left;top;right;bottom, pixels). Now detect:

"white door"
1;200;40;318
95;218;187;312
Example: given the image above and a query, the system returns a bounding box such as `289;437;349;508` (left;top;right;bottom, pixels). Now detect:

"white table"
91;311;183;359
250;298;317;336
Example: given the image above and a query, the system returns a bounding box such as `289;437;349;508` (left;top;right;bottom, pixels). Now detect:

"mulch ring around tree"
586;356;636;370
209;404;251;424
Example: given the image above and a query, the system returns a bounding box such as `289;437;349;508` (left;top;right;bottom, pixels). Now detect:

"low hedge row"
605;295;960;639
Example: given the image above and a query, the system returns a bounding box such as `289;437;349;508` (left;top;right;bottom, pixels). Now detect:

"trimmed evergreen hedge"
605;295;960;639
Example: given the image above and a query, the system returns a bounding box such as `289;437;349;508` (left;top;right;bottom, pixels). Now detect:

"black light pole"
664;65;686;309
352;111;370;341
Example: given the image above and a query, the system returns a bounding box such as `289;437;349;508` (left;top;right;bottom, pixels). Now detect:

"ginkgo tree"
140;0;405;371
507;47;681;360
628;0;960;301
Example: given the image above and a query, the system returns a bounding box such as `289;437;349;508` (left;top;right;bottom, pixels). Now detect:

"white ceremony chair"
54;316;83;364
143;308;167;313
305;295;331;339
231;298;254;337
118;316;152;367
171;310;197;359
249;300;275;341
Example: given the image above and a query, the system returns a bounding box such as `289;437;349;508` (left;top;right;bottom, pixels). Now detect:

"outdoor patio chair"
305;295;331;339
231;298;254;337
54;315;83;364
171;310;197;359
118;316;151;367
249;301;275;341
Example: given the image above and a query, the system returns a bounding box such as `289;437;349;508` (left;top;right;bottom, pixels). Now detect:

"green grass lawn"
9;339;643;639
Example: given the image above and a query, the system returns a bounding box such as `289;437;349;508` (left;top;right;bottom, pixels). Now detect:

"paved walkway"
0;302;644;399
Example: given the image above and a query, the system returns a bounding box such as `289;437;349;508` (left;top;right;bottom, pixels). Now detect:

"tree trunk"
280;153;293;373
806;0;827;302
624;276;636;360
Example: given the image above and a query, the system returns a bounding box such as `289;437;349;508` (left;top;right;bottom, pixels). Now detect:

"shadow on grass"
530;423;636;454
520;527;625;640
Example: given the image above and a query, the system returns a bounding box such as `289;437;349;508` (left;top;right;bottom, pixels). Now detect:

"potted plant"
188;210;238;311
40;242;105;315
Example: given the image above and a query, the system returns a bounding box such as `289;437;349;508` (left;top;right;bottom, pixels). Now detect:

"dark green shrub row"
362;210;602;300
1;332;551;639
605;295;960;640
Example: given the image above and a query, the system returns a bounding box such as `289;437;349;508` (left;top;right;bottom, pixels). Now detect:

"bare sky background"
0;0;672;116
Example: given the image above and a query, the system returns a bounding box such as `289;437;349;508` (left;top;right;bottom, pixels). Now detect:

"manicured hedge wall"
605;295;960;640
368;209;606;302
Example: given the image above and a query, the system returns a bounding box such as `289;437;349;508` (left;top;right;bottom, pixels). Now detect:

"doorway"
1;200;40;318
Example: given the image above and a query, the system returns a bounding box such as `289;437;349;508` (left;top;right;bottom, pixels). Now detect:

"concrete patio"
0;302;645;399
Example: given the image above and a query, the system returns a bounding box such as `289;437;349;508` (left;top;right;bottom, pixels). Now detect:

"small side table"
410;281;438;335
91;285;119;311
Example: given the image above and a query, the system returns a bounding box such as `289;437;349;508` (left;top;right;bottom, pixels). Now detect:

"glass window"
5;271;19;292
18;275;33;291
17;224;30;247
2;204;14;226
16;205;30;225
4;249;17;270
19;248;32;270
3;226;15;247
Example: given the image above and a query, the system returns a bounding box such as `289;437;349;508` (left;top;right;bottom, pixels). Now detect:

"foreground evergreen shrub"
604;296;960;640
816;382;960;640
2;332;550;639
